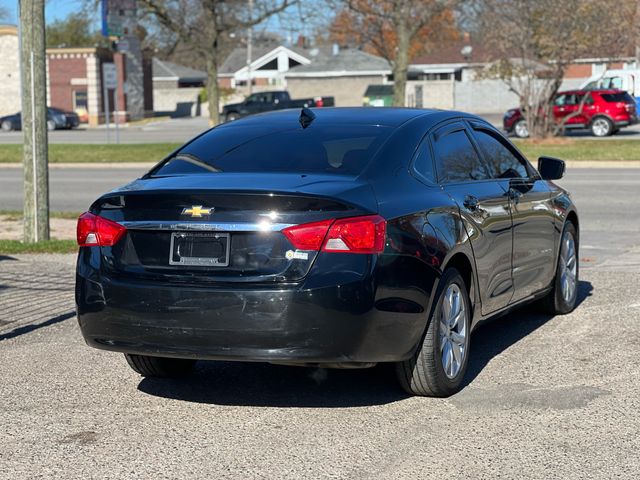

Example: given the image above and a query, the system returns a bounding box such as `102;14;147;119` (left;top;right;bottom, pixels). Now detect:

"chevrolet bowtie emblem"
181;205;213;218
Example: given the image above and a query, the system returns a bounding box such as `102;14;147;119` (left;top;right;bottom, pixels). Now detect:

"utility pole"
19;0;49;242
246;0;254;95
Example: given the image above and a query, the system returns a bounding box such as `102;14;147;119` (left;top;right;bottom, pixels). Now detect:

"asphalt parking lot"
1;168;639;478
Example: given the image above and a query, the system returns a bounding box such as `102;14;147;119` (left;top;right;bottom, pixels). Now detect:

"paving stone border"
0;254;76;337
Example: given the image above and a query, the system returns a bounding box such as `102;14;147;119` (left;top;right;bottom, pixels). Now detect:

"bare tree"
339;0;457;106
138;0;293;125
473;0;637;138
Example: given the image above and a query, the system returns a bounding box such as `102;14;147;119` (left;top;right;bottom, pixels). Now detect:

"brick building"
47;47;153;126
0;24;152;125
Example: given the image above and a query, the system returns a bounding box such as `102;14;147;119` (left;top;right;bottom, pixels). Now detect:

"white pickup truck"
581;69;640;110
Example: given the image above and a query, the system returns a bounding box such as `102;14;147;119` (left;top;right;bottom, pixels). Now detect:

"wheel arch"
441;250;478;321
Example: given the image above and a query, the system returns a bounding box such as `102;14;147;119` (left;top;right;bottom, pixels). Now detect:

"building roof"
285;47;391;77
152;58;207;82
410;38;636;70
219;45;310;75
411;40;494;68
0;24;18;36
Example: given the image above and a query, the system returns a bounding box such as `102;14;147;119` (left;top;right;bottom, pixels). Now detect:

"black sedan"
75;108;579;397
0;107;79;132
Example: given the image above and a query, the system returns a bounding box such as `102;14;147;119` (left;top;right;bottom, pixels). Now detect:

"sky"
0;0;320;38
1;0;88;24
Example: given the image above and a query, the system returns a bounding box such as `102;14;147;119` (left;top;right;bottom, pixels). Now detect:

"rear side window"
601;92;634;103
152;125;393;176
473;130;528;179
434;128;490;183
412;141;435;184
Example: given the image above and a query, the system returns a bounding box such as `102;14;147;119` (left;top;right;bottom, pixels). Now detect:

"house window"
422;73;452;81
73;90;88;110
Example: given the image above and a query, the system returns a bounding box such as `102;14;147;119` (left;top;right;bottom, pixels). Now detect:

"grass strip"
0;210;81;221
513;139;640;161
0;143;181;163
0;239;77;254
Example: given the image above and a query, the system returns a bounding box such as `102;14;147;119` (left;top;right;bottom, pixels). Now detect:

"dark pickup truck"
222;91;335;122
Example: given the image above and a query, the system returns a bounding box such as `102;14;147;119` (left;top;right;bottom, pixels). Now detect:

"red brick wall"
48;55;87;111
565;63;592;78
218;77;232;88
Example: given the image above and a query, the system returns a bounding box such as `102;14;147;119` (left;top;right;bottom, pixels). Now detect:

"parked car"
363;84;393;106
222;91;335;122
76;107;578;397
0;107;80;132
504;89;637;137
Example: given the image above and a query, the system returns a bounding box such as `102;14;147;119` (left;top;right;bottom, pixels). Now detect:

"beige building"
285;47;391;107
0;25;21;116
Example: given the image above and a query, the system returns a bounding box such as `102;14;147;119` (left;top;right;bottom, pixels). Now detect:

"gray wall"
286;75;386;106
153;87;201;117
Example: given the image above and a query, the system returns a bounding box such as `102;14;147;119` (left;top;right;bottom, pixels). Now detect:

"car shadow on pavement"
137;280;593;408
137;361;409;408
461;279;593;388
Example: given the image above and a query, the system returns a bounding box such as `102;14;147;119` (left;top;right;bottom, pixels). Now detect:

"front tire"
225;112;241;122
539;222;579;314
513;119;529;138
46;119;56;131
1;120;13;132
125;354;196;378
396;268;471;397
590;116;613;137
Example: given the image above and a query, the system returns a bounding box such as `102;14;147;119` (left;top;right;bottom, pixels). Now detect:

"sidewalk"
0;254;76;339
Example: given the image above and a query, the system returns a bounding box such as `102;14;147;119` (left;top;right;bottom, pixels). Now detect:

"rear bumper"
76;253;428;364
614;116;638;127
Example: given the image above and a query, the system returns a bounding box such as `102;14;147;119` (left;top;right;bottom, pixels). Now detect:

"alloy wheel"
559;232;577;303
591;118;611;137
514;121;529;138
439;284;467;379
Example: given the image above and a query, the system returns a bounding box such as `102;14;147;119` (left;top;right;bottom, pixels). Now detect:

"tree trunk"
20;0;49;242
392;25;410;107
207;55;220;126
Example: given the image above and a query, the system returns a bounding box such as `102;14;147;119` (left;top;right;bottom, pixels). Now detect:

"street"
0;168;639;478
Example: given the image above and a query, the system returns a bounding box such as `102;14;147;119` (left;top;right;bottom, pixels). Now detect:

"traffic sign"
102;63;117;90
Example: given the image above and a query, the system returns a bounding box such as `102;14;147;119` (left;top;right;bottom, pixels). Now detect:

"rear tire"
225;112;241;122
538;222;579;315
47;119;56;131
396;268;471;397
124;354;196;378
1;120;13;132
590;116;613;137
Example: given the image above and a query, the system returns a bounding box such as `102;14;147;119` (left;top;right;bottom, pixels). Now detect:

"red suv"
504;89;637;137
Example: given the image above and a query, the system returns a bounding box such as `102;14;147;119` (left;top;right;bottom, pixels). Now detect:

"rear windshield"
600;92;635;103
152;124;393;176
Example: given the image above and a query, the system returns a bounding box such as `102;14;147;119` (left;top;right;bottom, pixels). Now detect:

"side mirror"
538;156;565;180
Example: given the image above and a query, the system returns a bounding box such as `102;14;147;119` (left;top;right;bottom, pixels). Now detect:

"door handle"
463;195;479;211
508;188;522;204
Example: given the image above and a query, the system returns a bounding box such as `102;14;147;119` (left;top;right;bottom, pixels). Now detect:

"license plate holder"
169;232;230;267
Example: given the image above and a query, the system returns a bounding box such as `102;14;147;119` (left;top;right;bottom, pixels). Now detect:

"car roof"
219;107;446;128
558;88;625;95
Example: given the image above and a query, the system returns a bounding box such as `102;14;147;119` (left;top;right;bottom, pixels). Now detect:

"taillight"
77;212;126;247
282;219;333;251
281;215;386;254
314;97;324;107
323;215;386;253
